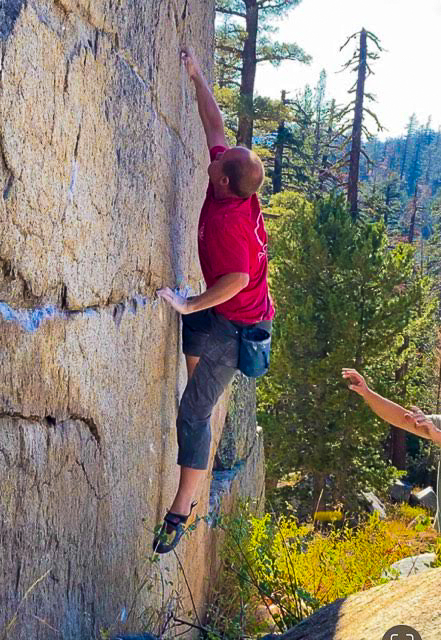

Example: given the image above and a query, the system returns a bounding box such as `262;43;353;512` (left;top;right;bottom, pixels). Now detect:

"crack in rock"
70;414;100;447
182;0;189;21
3;173;14;200
116;49;148;89
0;411;101;449
0;285;193;332
76;459;100;499
0;133;14;180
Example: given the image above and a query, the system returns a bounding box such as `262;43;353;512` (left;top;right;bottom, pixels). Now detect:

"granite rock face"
212;373;265;515
0;2;265;638
274;568;441;640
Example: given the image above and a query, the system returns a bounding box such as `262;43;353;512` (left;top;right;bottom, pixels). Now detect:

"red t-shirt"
198;146;275;325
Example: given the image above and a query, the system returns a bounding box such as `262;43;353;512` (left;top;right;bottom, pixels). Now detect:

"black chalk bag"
238;326;271;378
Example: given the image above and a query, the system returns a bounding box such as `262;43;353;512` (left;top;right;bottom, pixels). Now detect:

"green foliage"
214;85;291;142
258;191;437;507
392;503;432;522
206;504;435;637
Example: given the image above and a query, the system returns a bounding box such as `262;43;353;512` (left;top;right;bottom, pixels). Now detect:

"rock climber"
153;47;274;553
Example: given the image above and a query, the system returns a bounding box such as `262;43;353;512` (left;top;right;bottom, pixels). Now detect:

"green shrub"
207;503;437;637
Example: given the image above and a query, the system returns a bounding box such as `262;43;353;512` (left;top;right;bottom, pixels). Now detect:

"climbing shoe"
152;501;198;554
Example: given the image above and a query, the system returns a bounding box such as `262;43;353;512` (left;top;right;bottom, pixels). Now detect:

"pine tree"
337;29;383;220
268;79;335;195
272;90;288;194
258;192;436;510
400;113;417;181
216;0;310;147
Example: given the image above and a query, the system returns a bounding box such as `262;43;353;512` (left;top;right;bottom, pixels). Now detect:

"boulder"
383;552;436;579
275;567;441;640
409;486;437;512
360;491;387;519
215;373;258;470
390;479;413;503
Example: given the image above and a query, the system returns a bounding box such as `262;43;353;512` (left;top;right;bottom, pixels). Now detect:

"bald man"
155;48;274;553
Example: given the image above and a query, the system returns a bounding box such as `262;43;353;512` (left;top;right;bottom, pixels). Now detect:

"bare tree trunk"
237;0;258;148
391;427;407;470
347;29;367;221
312;74;326;179
273;90;286;194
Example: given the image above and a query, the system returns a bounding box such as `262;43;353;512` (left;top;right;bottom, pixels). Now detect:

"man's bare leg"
185;355;200;380
168;354;205;516
169;466;205;515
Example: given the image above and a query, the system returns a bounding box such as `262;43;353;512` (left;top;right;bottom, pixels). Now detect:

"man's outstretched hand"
342;368;370;397
157;287;191;315
342;368;441;446
181;47;202;82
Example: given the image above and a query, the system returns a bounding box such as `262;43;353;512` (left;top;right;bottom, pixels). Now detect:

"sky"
254;0;441;139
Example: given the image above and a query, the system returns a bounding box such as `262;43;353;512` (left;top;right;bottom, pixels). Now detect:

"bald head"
221;147;265;199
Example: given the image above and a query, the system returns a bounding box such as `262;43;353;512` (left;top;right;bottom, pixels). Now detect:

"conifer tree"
216;0;310;147
272;90;288;194
338;29;383;219
400;113;417;181
258;192;436;509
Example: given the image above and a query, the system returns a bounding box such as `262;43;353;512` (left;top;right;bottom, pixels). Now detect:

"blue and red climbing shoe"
152;501;198;554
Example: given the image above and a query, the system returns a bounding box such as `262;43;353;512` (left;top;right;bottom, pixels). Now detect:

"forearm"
192;74;224;140
363;388;420;434
343;367;438;443
188;273;249;313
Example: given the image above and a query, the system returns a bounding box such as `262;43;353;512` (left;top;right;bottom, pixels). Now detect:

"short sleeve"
427;415;441;430
209;145;228;161
207;218;250;279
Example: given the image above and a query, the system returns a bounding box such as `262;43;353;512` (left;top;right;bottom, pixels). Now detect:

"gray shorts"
177;308;271;470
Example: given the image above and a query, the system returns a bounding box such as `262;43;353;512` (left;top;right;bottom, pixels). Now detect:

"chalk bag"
238;327;271;378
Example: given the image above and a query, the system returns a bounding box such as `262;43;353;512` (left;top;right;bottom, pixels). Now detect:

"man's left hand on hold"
157;287;191;315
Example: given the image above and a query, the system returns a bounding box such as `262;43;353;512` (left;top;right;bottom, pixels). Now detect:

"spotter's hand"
157;287;191;315
342;368;369;397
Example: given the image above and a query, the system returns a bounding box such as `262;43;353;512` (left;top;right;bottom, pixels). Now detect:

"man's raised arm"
181;47;227;150
342;368;441;446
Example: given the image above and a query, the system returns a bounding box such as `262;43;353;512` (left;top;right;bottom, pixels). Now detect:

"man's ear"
220;175;229;187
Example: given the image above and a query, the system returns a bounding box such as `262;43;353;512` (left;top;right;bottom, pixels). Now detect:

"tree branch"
216;7;246;18
216;45;244;56
257;0;300;10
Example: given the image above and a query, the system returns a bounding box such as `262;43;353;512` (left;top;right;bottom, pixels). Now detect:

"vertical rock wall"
0;2;265;638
